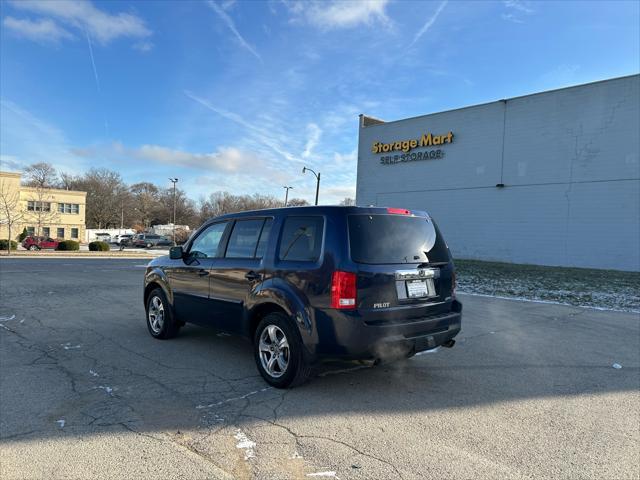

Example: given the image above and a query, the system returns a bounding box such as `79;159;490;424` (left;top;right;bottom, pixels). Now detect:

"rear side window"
254;218;273;259
190;222;228;258
278;216;324;262
348;214;449;264
225;219;265;258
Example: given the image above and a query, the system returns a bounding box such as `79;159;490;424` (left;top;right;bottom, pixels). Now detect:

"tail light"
387;207;410;215
331;271;357;309
451;271;457;298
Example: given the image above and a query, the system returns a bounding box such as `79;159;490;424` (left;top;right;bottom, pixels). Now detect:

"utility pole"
169;178;178;244
302;167;321;205
283;186;293;207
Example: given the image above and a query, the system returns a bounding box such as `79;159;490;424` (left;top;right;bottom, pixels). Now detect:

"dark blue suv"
143;206;462;388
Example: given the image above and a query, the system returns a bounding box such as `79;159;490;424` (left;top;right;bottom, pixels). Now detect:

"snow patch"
95;385;114;395
61;343;81;350
196;387;272;409
56;419;65;428
0;315;16;321
89;370;99;377
234;429;256;460
612;363;622;369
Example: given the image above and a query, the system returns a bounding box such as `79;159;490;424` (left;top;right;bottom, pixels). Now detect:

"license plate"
406;279;435;298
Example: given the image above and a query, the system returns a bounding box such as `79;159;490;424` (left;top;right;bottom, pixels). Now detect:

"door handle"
245;271;262;281
198;269;209;277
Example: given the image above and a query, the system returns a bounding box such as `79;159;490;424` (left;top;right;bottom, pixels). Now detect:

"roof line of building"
359;73;639;128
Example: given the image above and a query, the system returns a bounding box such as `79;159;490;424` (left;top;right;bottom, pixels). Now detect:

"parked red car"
22;236;59;251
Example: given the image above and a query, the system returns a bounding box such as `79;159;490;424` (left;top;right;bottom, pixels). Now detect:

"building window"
57;228;65;238
71;228;78;239
26;227;35;235
42;227;50;237
58;203;80;214
27;201;51;212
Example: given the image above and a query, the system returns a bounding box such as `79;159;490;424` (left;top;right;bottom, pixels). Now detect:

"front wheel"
254;313;312;388
146;288;180;339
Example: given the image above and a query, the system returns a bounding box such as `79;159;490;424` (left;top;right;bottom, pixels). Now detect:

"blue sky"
1;0;638;204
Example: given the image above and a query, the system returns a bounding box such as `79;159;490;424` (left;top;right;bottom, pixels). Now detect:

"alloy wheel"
148;296;164;334
258;324;290;378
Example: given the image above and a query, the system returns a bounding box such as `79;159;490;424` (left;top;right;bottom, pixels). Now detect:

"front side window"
278;216;324;262
57;228;65;238
190;222;227;258
225;219;265;258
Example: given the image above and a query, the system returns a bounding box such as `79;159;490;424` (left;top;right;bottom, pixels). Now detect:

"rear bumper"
307;299;462;361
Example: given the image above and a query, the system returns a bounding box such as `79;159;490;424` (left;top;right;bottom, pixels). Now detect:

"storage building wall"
356;75;640;271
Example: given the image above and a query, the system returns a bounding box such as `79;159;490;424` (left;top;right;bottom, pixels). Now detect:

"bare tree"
287;198;309;206
23;162;58;188
0;179;25;254
339;197;355;206
24;186;59;236
76;169;128;229
197;191;283;224
130;182;160;228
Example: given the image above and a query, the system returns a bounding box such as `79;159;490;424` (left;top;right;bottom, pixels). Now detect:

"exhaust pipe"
442;339;456;348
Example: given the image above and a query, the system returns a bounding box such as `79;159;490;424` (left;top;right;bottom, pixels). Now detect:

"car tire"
145;288;180;339
254;312;312;388
146;243;152;248
28;245;39;251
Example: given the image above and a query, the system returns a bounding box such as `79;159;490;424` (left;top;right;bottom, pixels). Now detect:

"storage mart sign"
372;131;454;165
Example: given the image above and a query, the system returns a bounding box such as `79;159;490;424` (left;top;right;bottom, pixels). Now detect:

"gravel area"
455;259;640;312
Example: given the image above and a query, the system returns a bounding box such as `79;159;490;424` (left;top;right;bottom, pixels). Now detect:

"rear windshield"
348;214;449;264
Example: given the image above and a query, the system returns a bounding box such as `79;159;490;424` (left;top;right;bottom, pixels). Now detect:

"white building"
356;75;640;271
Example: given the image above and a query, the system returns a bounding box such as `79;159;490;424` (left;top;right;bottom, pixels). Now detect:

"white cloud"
410;0;447;47
2;16;74;44
302;123;322;158
133;145;259;172
287;0;390;30
503;0;534;14
323;184;356;204
7;0;151;44
333;149;357;165
132;41;154;53
207;0;261;62
501;0;534;23
184;90;299;164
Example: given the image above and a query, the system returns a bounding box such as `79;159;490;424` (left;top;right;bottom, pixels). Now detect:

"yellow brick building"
0;171;87;242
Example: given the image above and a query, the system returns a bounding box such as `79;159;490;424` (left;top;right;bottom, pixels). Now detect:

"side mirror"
169;246;184;260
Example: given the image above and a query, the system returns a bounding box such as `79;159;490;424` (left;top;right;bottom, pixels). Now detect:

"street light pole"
169;178;178;244
302;167;321;206
283;186;293;207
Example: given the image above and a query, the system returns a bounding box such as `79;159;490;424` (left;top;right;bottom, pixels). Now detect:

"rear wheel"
28;245;39;251
254;312;312;388
146;288;180;339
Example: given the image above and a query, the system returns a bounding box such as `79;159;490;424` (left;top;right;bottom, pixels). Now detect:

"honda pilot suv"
143;206;462;388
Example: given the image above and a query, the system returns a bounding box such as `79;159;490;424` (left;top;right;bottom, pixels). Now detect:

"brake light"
387;207;410;215
331;271;357;309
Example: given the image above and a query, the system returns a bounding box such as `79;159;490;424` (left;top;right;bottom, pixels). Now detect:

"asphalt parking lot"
1;258;638;480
